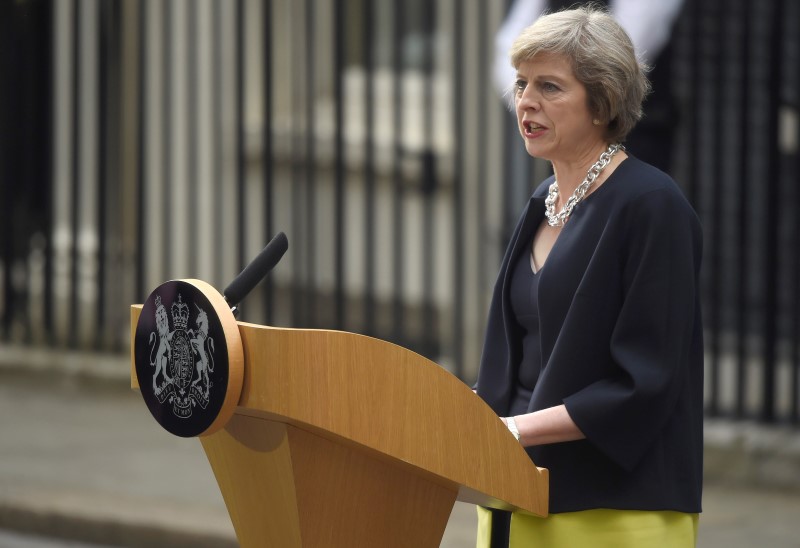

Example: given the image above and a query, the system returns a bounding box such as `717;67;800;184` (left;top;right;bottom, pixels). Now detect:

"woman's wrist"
513;405;585;447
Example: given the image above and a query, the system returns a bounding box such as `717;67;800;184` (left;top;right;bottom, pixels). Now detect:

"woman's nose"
516;87;540;110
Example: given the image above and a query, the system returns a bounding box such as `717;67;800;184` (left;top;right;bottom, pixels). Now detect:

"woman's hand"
503;404;585;447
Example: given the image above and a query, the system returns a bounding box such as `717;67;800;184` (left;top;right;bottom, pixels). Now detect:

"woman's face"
514;52;604;164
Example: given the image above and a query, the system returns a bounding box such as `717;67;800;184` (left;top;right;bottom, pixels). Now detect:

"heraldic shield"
133;279;243;437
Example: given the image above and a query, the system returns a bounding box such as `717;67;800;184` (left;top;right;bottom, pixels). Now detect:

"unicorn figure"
189;304;215;399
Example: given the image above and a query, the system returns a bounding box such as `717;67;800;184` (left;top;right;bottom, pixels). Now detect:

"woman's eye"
542;82;559;93
514;80;527;94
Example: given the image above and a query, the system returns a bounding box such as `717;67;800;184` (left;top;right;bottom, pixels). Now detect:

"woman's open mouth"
523;121;547;138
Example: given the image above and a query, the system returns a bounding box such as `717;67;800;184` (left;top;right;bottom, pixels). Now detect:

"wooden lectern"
131;289;547;547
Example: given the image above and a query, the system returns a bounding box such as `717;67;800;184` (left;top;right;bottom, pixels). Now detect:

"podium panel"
202;414;456;547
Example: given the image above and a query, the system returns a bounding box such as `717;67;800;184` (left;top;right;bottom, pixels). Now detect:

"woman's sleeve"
563;187;702;471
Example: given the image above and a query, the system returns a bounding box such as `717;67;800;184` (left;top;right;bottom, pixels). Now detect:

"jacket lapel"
500;196;546;369
502;196;546;294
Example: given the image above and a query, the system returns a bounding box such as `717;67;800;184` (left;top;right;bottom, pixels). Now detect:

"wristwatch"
506;416;521;442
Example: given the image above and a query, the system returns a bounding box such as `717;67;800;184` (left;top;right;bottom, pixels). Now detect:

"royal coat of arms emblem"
148;293;216;418
135;279;242;438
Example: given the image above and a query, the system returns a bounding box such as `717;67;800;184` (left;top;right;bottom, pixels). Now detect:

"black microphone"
224;232;288;308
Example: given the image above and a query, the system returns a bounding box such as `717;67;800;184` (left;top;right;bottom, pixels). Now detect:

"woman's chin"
525;143;551;160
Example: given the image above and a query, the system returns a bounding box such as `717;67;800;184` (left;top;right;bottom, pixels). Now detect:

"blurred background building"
2;0;800;427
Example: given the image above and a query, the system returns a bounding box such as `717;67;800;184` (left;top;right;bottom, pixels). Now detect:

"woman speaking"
475;5;704;547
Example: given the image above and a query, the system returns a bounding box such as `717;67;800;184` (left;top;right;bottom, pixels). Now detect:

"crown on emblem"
171;294;190;330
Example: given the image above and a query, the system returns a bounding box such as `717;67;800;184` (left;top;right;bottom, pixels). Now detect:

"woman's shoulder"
615;155;678;192
610;157;701;232
607;156;694;210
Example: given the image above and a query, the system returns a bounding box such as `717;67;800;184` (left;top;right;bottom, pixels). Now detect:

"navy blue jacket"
476;156;704;514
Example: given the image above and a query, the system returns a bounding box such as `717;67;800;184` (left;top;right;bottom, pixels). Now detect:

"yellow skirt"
476;507;699;548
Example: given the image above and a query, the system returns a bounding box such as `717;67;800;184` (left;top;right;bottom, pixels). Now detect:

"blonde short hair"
509;5;651;143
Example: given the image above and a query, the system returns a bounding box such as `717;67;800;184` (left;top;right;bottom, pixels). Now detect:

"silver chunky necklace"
544;143;623;227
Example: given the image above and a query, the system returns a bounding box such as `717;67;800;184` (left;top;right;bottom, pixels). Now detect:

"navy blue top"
476;156;704;514
508;245;541;416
